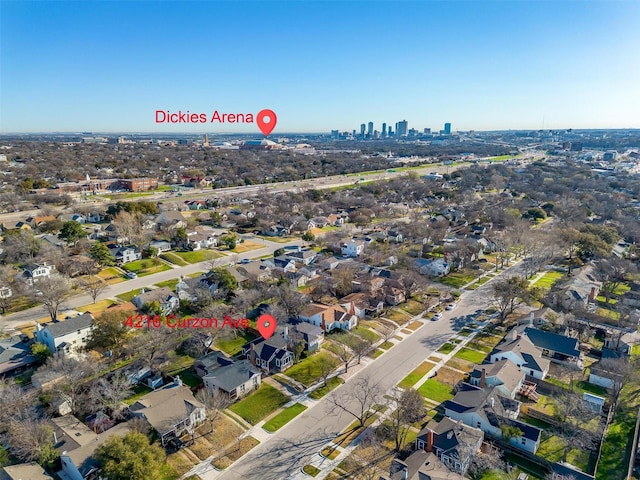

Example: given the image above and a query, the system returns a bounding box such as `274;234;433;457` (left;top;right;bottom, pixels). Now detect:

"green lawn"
229;384;290;425
531;270;564;289
454;347;487;364
302;465;320;477
155;279;179;289
116;289;141;302
214;331;258;356
437;270;479;288
353;326;380;343
398;362;436;389
417;379;454;403
285;351;340;387
262;403;307;432
379;341;394;350
309;377;344;400
173;249;223;264
437;343;455;354
160;252;189;266
122;259;171;277
537;435;591;473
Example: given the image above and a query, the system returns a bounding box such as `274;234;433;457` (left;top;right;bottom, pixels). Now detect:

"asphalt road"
217;264;518;480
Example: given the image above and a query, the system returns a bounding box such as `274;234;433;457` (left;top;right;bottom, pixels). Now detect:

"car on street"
431;313;442;321
125;271;138;279
445;303;456;311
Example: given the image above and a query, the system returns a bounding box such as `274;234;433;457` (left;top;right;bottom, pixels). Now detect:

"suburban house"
52;414;130;480
155;211;187;230
35;313;94;354
288;321;324;352
237;262;272;283
130;379;206;445
203;359;262;400
560;268;601;310
443;383;541;454
0;334;38;377
298;303;358;332
339;292;384;319
522;326;582;368
186;231;218;250
414;258;451;277
242;333;294;373
284;248;318;265
380;451;466;480
415;417;484;475
26;215;57;229
70;213;86;224
270;256;297;273
108;245;141;265
469;360;528;399
341;239;365;257
21;262;55;284
41;234;67;249
0;463;53;480
87;212;105;223
148;240;172;253
489;329;551;379
194;350;234;378
132;287;180;315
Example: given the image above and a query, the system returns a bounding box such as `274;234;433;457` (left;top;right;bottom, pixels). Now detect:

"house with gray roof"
415;417;484;475
469;359;527;399
242;331;294;373
203;360;262;401
0;334;37;377
35;313;94;355
489;329;550;379
132;287;179;315
380;450;466;480
443;383;541;454
194;350;233;378
0;463;53;480
522;326;582;367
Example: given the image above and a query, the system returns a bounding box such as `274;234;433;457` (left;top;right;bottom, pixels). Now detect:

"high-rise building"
388;127;394;137
382;123;387;137
424;128;431;135
397;120;408;137
367;122;374;136
331;130;339;139
360;124;366;137
444;123;451;135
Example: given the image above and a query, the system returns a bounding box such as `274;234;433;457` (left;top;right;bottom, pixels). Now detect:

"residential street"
214;265;515;480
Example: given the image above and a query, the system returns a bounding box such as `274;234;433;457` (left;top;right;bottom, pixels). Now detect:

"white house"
488;329;550;380
414;258;450;277
341;240;365;257
203;360;262;401
443;383;541;454
108;245;141;265
21;262;55;285
35;313;94;355
298;303;358;331
132;287;179;315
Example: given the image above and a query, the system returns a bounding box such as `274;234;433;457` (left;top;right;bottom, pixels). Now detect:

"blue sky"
1;1;639;133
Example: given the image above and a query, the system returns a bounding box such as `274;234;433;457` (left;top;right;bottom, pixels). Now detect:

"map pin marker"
256;109;277;136
257;314;277;339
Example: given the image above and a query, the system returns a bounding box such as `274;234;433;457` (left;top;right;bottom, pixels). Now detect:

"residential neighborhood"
1;144;640;480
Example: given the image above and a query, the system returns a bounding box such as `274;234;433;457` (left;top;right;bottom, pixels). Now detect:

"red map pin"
257;314;277;339
256;109;277;136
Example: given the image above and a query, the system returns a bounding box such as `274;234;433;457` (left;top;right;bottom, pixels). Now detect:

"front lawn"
160;252;189;266
417;379;454;403
454;347;487;364
309;377;344;400
398;361;435;389
229;240;264;253
285;351;340;387
437;343;455;354
116;289;141;302
155;279;179;289
98;266;126;284
228;384;290;425
173;249;223;264
122;259;171;277
214;331;258;356
262;403;307;432
353;326;380;343
437;269;479;288
531;270;564;289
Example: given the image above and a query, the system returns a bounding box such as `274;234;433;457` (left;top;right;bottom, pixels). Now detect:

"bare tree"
318;354;336;387
385;388;426;451
195;388;231;434
77;274;108;303
552;392;602;462
343;333;373;365
491;276;530;322
395;269;427;301
332;337;355;373
327;375;382;427
89;374;133;419
30;274;72;321
40;355;97;416
350;431;391;480
594;257;635;304
126;326;179;373
0;379;39;424
7;418;57;467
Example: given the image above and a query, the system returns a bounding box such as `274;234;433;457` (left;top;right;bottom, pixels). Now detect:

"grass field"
285;351;340;387
116;289;141;302
437;269;479;288
122;259;171;277
229;384;290;425
77;299;116;314
437;343;455;354
454;347;487;364
398;362;436;389
531;270;564;289
173;249;223;264
537;435;591;473
417;379;454;403
353;326;380;343
262;403;307;432
97;266;126;284
229;240;264;254
309;377;344;400
160;252;189;266
214;331;258;356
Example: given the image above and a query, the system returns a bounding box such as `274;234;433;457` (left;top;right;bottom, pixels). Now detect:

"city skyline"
1;1;639;133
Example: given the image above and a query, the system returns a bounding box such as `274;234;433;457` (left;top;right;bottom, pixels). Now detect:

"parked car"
126;271;138;279
168;437;185;450
445;303;456;311
431;313;442;321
